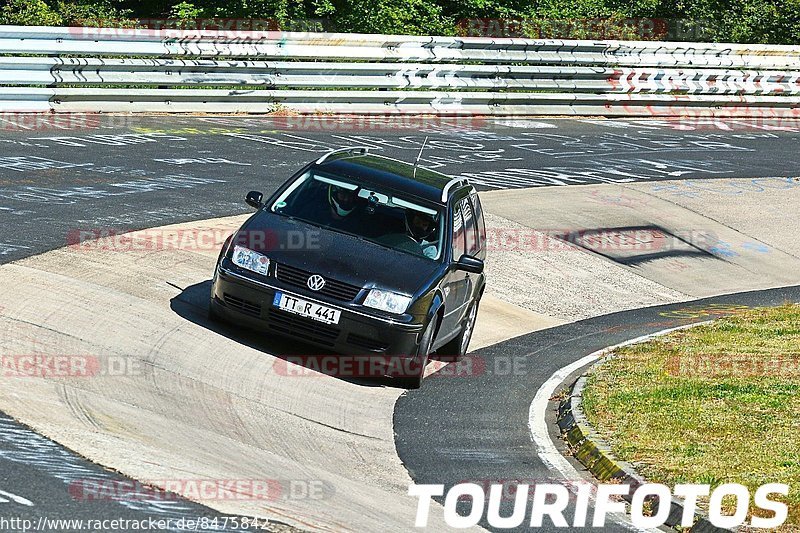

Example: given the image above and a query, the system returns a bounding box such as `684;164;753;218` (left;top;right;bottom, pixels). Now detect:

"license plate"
272;291;341;325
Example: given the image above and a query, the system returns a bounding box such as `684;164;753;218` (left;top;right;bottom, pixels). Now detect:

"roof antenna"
412;136;429;180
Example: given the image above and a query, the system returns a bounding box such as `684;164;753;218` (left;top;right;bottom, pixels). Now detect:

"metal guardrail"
0;25;799;115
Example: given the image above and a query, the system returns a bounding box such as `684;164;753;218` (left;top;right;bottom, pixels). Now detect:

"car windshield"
270;171;445;260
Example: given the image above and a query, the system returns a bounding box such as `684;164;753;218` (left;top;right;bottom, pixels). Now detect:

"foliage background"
1;0;798;43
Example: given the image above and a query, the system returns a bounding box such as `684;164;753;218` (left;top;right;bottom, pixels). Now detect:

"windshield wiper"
276;212;325;230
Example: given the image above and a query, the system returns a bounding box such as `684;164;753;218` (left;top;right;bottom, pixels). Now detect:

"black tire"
395;316;437;389
439;299;479;360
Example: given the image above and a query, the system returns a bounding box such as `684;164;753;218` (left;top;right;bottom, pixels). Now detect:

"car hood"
239;211;442;294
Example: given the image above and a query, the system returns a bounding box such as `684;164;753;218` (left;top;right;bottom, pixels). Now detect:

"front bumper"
211;264;424;357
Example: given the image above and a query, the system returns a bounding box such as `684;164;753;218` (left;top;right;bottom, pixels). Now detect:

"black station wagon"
209;147;487;388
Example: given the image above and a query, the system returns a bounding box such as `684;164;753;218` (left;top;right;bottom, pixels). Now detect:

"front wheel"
394;317;436;389
439;299;479;360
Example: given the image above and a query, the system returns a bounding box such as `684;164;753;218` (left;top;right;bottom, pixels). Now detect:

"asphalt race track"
394;285;800;532
1;115;800;531
2;115;799;263
0;413;267;532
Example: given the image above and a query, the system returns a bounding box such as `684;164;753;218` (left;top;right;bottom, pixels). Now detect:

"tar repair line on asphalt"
528;322;710;533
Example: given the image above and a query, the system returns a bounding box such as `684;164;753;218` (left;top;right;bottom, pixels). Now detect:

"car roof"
312;151;470;205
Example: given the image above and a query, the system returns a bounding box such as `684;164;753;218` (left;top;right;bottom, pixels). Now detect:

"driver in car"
405;210;439;259
295;183;366;232
325;184;367;232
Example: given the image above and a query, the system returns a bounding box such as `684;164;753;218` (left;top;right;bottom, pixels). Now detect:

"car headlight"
231;245;269;276
363;289;412;314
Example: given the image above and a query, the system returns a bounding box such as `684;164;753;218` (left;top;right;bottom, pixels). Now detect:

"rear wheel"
439;299;479;360
395;316;437;389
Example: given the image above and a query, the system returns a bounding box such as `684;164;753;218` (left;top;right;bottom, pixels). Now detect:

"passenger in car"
406;210;439;259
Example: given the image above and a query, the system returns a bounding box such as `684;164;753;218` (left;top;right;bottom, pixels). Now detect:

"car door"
470;193;487;262
439;201;470;338
464;193;487;300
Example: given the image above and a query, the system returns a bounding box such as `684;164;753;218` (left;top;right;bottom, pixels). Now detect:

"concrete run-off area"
1;177;799;530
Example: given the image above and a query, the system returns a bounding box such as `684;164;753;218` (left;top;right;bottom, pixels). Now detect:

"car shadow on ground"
170;279;411;389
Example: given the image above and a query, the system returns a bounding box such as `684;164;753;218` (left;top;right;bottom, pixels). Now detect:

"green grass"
581;304;800;527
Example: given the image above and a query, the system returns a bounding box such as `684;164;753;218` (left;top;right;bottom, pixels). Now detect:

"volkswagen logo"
307;274;326;291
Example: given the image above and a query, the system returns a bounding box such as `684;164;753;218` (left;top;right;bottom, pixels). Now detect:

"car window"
470;194;486;252
452;204;466;260
270;170;445;261
462;197;479;256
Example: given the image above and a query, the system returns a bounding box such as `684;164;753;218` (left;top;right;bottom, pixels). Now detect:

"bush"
56;0;136;27
168;1;205;21
331;0;452;35
1;0;62;25
1;0;797;43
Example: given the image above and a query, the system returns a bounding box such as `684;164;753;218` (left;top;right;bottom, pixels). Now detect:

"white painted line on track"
528;322;710;532
0;489;34;506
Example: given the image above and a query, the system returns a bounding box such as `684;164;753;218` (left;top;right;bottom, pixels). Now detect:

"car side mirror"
455;254;484;274
245;190;264;209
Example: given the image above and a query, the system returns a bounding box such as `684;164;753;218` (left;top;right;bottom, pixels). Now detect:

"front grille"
223;293;262;317
267;308;341;347
274;263;362;302
346;333;389;353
